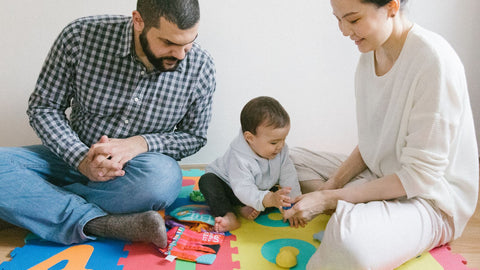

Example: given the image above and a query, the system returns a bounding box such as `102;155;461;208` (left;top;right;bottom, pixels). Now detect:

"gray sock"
84;211;167;248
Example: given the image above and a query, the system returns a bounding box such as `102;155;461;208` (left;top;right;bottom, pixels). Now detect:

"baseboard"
180;164;207;170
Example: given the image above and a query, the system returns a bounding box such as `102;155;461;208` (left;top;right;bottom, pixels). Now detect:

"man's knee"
0;146;41;172
0;148;12;168
0;145;54;169
0;147;24;168
123;153;182;211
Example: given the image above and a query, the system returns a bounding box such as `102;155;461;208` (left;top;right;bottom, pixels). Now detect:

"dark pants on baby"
198;173;245;217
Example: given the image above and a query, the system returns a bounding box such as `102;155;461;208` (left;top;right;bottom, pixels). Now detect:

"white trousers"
290;148;454;270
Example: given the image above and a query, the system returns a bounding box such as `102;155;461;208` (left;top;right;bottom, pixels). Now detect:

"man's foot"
214;212;240;232
239;206;260;220
84;211;167;248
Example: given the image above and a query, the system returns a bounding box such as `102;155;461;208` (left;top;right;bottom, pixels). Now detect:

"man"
0;0;215;248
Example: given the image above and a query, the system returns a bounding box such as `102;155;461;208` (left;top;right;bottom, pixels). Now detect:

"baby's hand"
274;187;293;209
263;187;292;209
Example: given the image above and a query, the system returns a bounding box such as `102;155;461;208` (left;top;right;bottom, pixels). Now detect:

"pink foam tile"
196;235;240;270
118;242;176;270
429;244;476;270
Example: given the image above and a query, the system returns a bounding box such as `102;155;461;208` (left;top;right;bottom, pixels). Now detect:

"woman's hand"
283;190;338;221
285;216;307;228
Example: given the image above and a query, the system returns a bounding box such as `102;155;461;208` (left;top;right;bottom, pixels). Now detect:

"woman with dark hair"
284;0;478;268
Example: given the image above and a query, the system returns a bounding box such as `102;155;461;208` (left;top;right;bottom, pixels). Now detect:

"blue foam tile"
0;237;127;270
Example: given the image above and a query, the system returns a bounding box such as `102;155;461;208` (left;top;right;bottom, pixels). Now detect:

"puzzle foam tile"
230;209;329;269
394;243;472;269
0;237;127;270
181;169;206;177
118;242;176;270
429;244;473;270
195;235;240;270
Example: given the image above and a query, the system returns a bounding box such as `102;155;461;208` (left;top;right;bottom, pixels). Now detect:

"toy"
158;226;225;265
189;190;206;202
275;246;299;268
282;202;295;210
313;230;325;242
169;204;215;226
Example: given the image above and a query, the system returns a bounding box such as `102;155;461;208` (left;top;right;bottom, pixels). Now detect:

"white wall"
1;0;478;165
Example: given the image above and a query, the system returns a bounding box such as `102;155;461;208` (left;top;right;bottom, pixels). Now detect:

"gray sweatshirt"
206;131;301;211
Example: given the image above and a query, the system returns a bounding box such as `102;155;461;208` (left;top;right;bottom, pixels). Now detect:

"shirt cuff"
64;143;89;169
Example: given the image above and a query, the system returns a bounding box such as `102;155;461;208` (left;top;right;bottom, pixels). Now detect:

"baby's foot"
214;212;240;232
239;206;260;220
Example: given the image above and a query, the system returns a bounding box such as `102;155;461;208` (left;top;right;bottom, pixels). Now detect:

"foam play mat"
0;169;474;270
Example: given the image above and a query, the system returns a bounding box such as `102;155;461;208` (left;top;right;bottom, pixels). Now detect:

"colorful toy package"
159;226;225;265
169;204;215;227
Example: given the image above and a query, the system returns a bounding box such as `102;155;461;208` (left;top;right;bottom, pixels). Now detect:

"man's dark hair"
241;96;290;135
137;0;200;30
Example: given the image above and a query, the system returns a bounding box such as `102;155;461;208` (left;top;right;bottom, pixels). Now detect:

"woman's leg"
289;148;453;269
289;147;376;193
307;198;453;270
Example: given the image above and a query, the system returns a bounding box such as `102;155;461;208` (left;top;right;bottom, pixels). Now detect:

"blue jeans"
0;145;182;244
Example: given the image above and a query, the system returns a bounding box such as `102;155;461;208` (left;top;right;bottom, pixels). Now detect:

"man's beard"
139;30;181;71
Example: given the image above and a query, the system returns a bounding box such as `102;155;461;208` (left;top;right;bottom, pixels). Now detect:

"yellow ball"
275;246;300;268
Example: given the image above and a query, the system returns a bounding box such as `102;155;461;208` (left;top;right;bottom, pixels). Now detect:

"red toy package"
159;226;225;265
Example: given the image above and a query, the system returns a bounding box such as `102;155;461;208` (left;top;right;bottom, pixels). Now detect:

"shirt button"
124;119;129;124
140;71;145;76
134;97;140;102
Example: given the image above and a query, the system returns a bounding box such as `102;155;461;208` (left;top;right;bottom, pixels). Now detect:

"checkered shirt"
27;15;216;168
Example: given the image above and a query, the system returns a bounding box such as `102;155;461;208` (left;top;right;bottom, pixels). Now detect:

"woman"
284;0;479;269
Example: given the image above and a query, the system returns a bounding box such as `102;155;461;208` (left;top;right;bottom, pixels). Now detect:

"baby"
199;96;303;232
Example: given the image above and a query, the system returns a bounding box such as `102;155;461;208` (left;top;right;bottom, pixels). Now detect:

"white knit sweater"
355;24;478;239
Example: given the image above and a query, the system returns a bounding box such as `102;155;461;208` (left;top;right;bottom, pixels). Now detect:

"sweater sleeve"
27;21;89;169
395;50;466;212
278;146;302;199
227;155;270;212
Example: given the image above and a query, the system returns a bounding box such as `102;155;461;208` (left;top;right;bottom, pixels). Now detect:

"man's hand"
78;135;148;182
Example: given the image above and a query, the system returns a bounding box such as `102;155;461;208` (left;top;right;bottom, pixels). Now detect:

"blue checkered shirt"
27;15;216;168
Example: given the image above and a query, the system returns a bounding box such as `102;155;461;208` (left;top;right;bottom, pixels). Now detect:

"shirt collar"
117;18;133;58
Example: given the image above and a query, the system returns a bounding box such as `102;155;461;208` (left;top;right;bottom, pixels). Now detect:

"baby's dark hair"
240;96;290;135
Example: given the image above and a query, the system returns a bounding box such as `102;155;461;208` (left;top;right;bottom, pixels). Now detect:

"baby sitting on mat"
199;96;304;232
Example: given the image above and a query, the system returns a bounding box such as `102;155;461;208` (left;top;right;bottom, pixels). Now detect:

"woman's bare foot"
239;206;260;220
214;212;240;232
